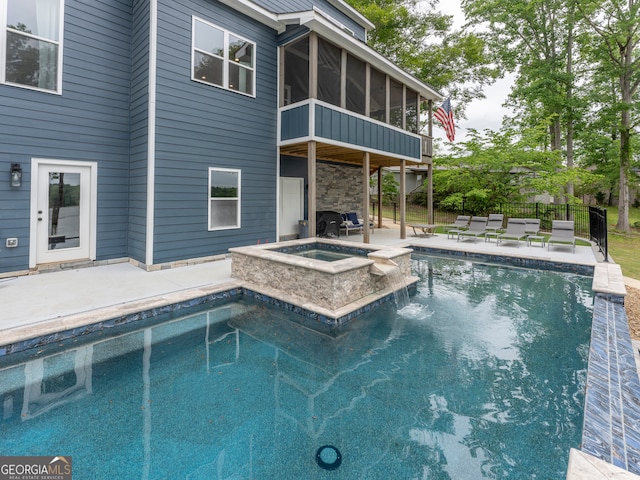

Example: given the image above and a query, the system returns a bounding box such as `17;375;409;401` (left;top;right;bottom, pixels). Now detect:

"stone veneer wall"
317;162;365;214
231;254;394;309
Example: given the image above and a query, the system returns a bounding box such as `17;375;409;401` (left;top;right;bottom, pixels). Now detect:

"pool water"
0;254;593;479
292;248;354;261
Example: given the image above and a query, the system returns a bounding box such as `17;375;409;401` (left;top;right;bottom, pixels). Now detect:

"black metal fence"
373;200;609;260
589;206;608;260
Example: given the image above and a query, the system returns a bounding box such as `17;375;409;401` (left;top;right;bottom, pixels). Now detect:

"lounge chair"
547;220;576;253
485;214;504;232
408;223;438;237
484;214;504;242
456;216;488;242
524;218;541;235
524;218;543;246
445;215;471;239
496;218;528;247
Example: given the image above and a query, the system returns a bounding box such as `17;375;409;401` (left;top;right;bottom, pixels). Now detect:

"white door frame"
29;159;98;268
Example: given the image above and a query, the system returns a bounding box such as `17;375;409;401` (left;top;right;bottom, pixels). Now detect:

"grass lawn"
606;207;640;280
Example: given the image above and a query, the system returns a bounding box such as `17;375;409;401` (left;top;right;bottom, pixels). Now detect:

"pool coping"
1;250;638;478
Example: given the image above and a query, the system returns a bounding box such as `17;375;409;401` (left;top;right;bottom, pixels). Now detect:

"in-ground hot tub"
229;238;418;324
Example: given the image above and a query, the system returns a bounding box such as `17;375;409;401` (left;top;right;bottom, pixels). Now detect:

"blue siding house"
0;0;440;276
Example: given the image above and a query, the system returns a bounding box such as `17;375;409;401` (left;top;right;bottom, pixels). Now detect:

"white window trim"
208;167;241;231
191;16;256;98
0;0;65;94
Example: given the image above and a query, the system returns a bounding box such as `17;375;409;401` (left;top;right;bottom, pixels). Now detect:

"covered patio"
279;104;436;243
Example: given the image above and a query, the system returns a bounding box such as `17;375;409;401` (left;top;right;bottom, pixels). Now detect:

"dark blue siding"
279;103;421;160
152;0;278;263
0;0;133;274
278;25;310;46
281;104;310;140
280;103;421;160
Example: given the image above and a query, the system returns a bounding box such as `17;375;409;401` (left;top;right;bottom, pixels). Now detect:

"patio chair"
496;218;528;247
340;213;363;237
445;215;471;239
340;212;373;237
547;220;576;253
456;216;488;242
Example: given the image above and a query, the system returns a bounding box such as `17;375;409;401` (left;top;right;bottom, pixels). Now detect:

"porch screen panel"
405;88;418;133
346;54;366;115
283;36;309;105
369;67;386;122
389;79;403;128
317;38;340;107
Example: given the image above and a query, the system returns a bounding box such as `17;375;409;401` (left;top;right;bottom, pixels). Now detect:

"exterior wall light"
10;163;22;187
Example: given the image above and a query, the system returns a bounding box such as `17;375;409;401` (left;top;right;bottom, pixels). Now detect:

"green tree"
381;172;399;202
434;124;602;211
462;0;582;199
575;0;639;231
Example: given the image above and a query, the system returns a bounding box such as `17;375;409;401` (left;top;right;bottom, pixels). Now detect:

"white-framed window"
192;17;255;97
208;167;241;230
1;0;64;93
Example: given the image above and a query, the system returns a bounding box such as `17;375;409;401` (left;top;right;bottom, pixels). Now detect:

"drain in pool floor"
316;445;342;470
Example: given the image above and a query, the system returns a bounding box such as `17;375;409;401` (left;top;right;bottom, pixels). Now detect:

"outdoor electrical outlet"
6;238;18;248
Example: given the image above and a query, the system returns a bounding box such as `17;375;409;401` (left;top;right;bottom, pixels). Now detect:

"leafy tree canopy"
434;123;603;211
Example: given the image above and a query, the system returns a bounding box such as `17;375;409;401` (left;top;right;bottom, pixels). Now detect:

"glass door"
35;162;94;265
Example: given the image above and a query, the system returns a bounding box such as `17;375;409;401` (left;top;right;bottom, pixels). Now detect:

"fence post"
603;209;609;261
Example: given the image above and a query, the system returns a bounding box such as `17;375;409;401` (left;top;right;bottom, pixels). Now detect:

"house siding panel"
281;104;310;140
151;0;278;264
0;0;133;274
311;104;421;161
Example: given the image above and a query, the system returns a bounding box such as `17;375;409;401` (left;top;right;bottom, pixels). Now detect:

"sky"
436;1;514;145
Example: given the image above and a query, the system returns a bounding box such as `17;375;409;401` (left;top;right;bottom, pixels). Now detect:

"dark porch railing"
372;200;608;260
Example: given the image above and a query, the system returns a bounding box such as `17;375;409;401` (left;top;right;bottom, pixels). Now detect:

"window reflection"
5;0;61;92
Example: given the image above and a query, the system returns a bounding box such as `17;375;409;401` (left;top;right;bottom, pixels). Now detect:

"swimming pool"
0;254;593;479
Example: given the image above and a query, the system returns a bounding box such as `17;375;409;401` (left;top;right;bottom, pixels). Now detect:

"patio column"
400;160;406;239
308;141;317;237
377;167;383;228
363;152;371;243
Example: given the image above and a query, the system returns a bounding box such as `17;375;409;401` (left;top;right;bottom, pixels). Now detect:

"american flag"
434;98;455;142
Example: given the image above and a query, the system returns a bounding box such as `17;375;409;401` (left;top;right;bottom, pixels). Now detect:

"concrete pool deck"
0;222;604;338
0;222;638;479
